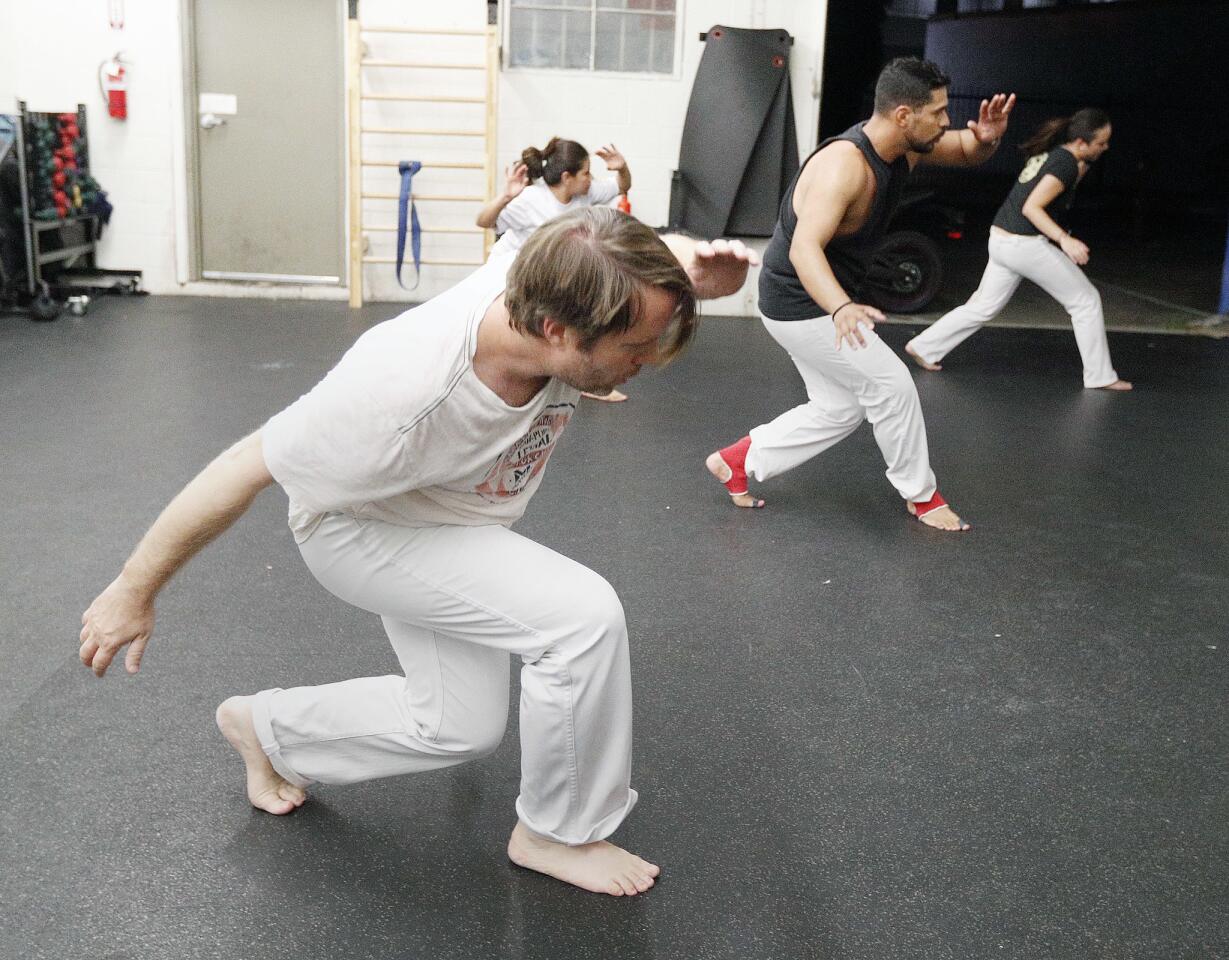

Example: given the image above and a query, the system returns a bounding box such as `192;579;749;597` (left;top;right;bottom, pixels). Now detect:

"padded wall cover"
671;26;799;237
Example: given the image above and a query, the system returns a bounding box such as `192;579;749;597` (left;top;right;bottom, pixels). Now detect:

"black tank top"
758;121;910;321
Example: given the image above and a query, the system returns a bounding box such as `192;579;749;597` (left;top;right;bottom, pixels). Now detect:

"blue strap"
396;160;422;290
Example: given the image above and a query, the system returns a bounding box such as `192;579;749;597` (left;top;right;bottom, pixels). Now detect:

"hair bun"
521;146;545;182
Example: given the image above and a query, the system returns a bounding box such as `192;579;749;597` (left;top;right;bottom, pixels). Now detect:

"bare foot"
1096;379;1133;391
507;821;660;896
905;343;942;371
215;696;307;815
907;501;971;532
705;450;765;509
582;389;629;402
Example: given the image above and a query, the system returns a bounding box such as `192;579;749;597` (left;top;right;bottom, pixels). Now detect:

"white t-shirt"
490;178;622;261
262;260;580;542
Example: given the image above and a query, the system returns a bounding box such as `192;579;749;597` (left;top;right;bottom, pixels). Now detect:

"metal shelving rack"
3;101;141;318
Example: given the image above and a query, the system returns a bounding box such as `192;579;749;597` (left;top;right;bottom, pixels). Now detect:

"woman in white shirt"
478;137;633;401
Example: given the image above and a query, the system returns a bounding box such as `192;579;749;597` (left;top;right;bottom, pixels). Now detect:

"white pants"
747;314;938;503
249;513;637;846
906;230;1119;388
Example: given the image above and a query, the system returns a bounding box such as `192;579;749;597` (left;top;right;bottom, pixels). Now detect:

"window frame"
502;0;686;81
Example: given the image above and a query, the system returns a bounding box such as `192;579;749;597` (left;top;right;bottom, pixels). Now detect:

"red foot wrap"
717;435;753;496
913;490;948;518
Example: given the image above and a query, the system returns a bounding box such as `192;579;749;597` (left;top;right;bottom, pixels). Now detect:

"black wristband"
832;301;854;319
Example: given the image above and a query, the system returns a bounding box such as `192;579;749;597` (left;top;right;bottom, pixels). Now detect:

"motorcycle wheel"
864;230;943;314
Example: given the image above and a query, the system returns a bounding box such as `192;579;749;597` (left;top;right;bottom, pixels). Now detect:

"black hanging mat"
669;26;799;238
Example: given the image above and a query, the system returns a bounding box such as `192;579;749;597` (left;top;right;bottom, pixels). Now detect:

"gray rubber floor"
897;240;1228;339
2;295;1226;960
895;212;1229;337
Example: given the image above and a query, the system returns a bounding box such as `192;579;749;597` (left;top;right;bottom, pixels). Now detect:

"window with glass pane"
508;0;678;74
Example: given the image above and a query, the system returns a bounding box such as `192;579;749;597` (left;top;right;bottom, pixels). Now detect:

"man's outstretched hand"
968;92;1017;145
80;574;156;678
684;238;760;300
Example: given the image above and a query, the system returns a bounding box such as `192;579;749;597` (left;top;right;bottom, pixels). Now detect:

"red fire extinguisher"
99;54;129;120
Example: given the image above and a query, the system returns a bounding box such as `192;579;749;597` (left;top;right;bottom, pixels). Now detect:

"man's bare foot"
705;449;765;509
582;389;629;402
1096;379;1132;391
905;343;942;371
215;696;307;815
507;821;660;896
907;501;971;532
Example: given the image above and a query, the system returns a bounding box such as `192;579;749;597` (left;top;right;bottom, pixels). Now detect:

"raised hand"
505;161;529;199
686;238;760;300
594;143;627;172
967;92;1017;145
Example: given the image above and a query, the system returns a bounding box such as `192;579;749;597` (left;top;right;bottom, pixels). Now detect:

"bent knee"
805;399;864;429
1068;292;1102;319
874;367;921;404
444;709;508;758
549;570;629;660
467;713;509;757
860;372;921;421
579;573;627;637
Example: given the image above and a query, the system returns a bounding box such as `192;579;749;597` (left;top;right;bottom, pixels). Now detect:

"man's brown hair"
504;207;698;362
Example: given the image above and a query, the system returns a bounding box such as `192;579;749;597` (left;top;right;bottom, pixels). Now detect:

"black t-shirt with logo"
992;147;1080;236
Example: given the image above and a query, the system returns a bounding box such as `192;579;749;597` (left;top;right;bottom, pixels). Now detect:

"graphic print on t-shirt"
1018;152;1048;183
475;402;576;502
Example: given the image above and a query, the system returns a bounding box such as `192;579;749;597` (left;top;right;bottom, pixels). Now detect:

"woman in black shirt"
906;108;1131;390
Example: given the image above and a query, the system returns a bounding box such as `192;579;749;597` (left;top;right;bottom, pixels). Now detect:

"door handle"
199;112;227;130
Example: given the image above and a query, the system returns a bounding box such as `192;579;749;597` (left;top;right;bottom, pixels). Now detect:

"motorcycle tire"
864;230;943;314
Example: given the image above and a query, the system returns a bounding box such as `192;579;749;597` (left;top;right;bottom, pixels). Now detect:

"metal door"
191;0;344;283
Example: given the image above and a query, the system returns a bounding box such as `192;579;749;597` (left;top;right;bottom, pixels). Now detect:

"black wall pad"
670;26;799;238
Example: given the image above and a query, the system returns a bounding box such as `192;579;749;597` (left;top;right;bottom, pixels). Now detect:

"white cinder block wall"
1;0;188;295
498;0;829;317
2;1;828;314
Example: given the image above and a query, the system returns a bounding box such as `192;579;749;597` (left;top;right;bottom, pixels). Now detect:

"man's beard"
907;128;947;153
562;374;617;393
557;364;620;394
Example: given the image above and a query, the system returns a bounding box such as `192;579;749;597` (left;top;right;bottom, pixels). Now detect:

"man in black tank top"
705;58;1014;533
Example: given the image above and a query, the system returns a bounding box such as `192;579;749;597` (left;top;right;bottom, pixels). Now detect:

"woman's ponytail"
520;137;588;186
1019;107;1111;156
1019;116;1070;156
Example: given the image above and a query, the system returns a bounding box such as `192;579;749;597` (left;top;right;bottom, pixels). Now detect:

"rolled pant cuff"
515;787;639;846
250;688;314;788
